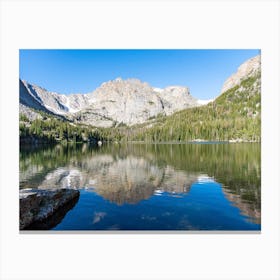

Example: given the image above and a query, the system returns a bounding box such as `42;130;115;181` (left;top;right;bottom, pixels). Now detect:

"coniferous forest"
19;73;261;144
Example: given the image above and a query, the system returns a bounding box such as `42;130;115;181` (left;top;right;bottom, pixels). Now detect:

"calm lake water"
20;143;261;231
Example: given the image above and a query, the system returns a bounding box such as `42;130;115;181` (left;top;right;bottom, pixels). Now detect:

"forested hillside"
128;72;261;142
19;72;261;144
19;112;121;144
19;56;261;144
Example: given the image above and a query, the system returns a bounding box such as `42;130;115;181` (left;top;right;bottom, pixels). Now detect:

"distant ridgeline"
19;55;261;143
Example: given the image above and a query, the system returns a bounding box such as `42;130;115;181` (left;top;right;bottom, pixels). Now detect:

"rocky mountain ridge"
20;77;202;127
221;54;261;94
130;54;261;142
20;79;93;115
20;54;260;129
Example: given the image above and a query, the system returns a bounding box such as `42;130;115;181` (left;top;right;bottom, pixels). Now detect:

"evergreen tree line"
129;73;261;142
19;74;261;143
20;116;103;143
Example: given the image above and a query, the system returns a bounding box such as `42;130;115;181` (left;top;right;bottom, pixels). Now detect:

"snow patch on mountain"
197;99;213;105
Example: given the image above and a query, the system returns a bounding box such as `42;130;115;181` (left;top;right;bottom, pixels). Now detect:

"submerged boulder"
20;188;79;230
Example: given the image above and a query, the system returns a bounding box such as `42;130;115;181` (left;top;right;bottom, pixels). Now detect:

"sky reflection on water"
20;143;261;230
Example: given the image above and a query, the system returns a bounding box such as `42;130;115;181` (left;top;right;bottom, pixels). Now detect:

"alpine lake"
20;142;261;231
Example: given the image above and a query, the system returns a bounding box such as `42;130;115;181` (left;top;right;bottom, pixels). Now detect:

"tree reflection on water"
20;142;261;225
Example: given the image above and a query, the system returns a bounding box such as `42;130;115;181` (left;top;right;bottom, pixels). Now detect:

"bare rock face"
20;77;202;126
221;55;261;93
20;80;54;115
20;103;43;121
75;78;164;126
155;86;198;115
72;79;199;127
19;188;79;230
20;80;92;115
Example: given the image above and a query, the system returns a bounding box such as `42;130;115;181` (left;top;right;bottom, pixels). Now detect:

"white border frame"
1;0;280;279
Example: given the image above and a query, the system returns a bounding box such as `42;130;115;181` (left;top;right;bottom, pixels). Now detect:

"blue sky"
19;49;260;99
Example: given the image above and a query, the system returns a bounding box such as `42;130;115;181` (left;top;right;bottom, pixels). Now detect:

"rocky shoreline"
20;188;80;230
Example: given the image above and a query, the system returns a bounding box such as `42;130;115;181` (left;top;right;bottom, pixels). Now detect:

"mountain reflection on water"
20;143;261;228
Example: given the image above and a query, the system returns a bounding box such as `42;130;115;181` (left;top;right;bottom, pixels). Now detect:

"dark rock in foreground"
24;194;80;230
20;188;80;230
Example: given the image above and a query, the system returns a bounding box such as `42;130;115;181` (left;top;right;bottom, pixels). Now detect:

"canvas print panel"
19;49;261;231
